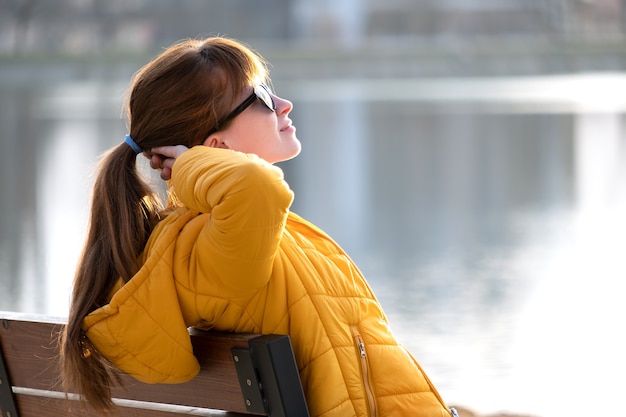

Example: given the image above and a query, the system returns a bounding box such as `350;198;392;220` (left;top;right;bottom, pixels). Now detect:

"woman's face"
204;86;301;164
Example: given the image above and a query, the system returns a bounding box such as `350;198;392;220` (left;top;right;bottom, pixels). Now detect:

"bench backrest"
0;312;309;417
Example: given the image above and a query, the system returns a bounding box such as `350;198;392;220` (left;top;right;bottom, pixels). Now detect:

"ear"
203;135;230;149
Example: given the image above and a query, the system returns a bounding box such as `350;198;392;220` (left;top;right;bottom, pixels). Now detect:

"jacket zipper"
352;328;377;417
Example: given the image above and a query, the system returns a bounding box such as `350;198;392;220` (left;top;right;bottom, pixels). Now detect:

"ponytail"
60;36;271;412
61;144;162;412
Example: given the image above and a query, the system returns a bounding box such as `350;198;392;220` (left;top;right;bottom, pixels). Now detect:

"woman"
61;36;455;417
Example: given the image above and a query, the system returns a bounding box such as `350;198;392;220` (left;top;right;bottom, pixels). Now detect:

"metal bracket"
0;342;20;417
232;335;309;417
232;346;266;414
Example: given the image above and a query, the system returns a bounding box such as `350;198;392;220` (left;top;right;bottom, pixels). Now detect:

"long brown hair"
60;37;269;412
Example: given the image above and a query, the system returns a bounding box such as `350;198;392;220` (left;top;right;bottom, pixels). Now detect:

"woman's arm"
170;146;293;295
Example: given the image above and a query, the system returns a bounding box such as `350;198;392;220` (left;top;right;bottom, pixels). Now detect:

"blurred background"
1;1;626;416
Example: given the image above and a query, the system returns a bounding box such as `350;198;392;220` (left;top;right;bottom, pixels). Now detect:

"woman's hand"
144;145;189;180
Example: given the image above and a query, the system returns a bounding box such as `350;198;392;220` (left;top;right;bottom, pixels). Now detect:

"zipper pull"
358;340;366;358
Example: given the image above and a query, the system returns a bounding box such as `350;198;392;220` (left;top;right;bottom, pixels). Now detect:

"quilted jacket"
84;146;452;417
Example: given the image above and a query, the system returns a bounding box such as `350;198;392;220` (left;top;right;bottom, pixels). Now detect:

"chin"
273;145;301;164
287;139;302;159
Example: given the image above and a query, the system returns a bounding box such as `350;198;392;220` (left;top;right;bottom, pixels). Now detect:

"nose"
273;95;293;115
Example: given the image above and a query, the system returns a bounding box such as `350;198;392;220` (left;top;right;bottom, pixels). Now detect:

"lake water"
1;74;625;417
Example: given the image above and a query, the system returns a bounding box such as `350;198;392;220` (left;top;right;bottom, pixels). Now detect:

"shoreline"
451;405;540;417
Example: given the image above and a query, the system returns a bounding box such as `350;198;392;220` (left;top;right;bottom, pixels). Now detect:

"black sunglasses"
206;84;276;136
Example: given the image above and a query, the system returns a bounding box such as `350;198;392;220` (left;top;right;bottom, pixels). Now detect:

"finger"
151;145;188;159
161;157;175;171
160;166;172;180
149;154;162;170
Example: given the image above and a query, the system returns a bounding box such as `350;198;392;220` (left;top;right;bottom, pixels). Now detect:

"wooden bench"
0;311;310;417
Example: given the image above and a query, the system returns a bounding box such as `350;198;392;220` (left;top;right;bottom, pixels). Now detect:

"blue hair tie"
124;134;142;154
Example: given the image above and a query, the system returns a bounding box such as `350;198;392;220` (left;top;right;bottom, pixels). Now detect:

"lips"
280;120;294;132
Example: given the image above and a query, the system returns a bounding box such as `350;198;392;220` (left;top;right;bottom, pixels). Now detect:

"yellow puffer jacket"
84;146;452;417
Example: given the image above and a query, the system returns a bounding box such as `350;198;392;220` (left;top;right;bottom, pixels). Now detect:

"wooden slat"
112;330;258;413
14;394;250;417
0;313;263;415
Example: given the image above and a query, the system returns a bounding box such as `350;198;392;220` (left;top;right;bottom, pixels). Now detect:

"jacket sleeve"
170;146;294;296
